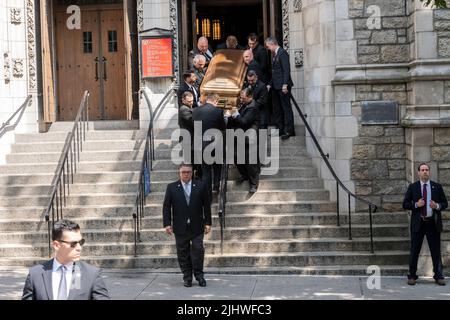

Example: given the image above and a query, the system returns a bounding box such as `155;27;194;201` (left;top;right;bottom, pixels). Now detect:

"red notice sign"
141;37;173;78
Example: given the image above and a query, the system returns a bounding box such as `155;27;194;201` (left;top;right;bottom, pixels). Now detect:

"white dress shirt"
52;258;74;300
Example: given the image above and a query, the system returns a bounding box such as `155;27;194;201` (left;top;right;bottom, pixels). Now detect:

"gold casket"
199;49;247;109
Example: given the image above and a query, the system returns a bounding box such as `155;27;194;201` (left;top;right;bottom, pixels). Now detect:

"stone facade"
350;0;409;64
351;84;408;211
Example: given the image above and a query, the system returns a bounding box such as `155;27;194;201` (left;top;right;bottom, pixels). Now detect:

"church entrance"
179;0;282;72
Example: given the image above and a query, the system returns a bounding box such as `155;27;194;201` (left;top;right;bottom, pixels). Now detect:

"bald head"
243;49;254;65
197;37;209;53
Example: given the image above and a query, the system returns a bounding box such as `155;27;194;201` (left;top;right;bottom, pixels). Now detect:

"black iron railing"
44;91;90;257
0;95;32;135
290;94;377;253
133;85;177;256
217;160;229;254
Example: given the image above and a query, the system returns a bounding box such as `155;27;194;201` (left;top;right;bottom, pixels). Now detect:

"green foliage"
420;0;448;8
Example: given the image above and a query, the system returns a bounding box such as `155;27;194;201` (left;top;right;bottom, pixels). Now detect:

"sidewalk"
0;268;448;300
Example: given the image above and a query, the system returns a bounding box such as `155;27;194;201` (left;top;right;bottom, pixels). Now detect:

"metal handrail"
133;85;177;256
0;95;32;134
44;91;90;257
217;160;229;254
289;94;377;253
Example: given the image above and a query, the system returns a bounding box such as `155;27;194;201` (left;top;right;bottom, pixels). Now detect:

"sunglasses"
58;239;85;248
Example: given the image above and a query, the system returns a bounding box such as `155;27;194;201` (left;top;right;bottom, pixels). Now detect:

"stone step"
0;251;411;268
0;161;143;174
48;120;140;131
0;193;140;207
6;150;145;163
0;171;140;185
0;201;338;219
0;213;410;231
147;167;319;181
0;182;138;197
15;130;148;143
0;238;411;258
148;189;330;202
11;140;145;153
149;177;324;192
0;224;410;243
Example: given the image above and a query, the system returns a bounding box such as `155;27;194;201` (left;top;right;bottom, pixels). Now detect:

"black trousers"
272;88;295;136
235;144;260;187
408;218;444;280
175;227;205;282
202;163;221;199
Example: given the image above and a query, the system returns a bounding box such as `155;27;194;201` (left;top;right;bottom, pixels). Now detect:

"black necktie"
422;184;427;217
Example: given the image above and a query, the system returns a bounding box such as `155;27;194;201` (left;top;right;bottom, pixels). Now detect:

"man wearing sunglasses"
22;219;110;300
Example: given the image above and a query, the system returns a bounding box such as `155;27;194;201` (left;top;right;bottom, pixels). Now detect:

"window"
212;20;221;40
108;30;118;52
201;19;210;37
83;31;92;53
196;18;200;36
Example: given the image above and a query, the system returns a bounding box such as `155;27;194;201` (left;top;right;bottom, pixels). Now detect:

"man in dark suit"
265;36;295;140
178;91;201;179
402;163;448;286
216;35;246;50
247;70;269;129
243;50;264;84
189;37;214;70
22;219;110;300
192;93;226;199
247;33;269;84
177;70;199;109
192;54;207;92
163;163;212;287
227;87;260;193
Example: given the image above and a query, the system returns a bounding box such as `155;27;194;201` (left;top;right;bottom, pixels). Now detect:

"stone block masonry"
349;0;409;64
350;84;408;211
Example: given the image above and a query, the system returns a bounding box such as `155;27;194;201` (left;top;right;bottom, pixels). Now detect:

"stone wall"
349;0;409;64
350;84;408;211
435;8;450;57
0;0;37;164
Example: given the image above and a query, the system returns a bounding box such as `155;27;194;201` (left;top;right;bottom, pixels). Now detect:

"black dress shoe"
249;186;258;194
435;278;446;286
184;280;192;287
281;134;291;140
198;278;207;287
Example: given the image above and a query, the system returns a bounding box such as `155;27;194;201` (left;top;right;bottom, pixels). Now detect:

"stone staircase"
0;116;419;275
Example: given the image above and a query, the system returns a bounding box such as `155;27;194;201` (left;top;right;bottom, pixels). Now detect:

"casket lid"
200;49;247;94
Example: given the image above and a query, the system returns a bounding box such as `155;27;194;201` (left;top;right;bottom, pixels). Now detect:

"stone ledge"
333;59;450;85
401;104;450;128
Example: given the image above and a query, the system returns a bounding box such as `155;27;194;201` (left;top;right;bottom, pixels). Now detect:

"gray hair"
265;36;278;46
193;54;206;64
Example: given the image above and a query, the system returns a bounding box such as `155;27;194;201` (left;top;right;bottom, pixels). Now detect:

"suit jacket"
193;68;206;92
251;44;269;84
269;47;293;90
249;80;268;112
246;60;264;83
402;180;448;233
177;81;199;109
188;47;214;69
163;179;212;235
228;100;259;132
22;259;110;300
192;103;226;134
178;104;193;135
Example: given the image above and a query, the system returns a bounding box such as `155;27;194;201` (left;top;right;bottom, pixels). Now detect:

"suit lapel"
42;259;54;300
67;262;83;300
177;180;189;207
